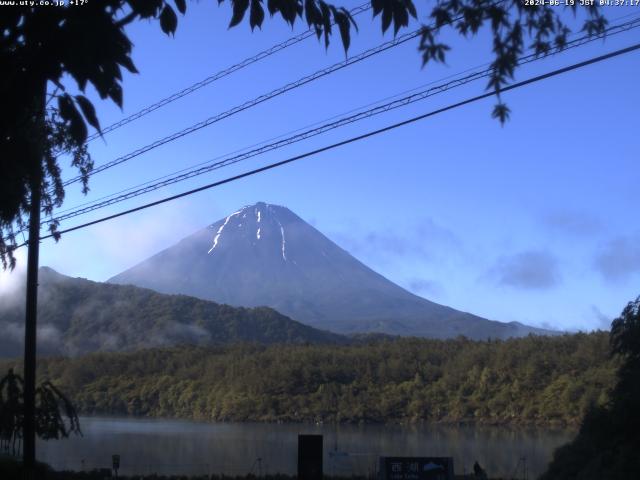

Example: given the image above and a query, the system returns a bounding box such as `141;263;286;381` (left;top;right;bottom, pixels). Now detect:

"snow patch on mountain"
266;204;287;261
280;225;287;261
208;209;241;254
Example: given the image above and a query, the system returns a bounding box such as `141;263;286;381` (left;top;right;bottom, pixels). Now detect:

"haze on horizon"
1;2;638;333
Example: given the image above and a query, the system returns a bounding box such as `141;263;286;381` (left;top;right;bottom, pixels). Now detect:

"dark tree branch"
115;10;139;28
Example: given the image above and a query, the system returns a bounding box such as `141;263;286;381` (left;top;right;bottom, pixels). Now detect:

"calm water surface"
36;417;575;478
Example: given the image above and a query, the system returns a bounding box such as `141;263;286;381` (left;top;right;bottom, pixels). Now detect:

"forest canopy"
1;332;616;426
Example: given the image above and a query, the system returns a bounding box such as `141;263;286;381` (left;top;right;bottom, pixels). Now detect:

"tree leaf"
128;0;163;18
319;1;331;48
267;0;279;16
49;223;62;242
491;102;511;125
160;5;178;35
381;5;392;34
345;8;358;31
229;0;249;27
332;9;350;52
371;0;383;17
118;54;139;74
435;43;449;62
58;94;75;122
305;0;320;27
278;0;298;25
430;7;451;28
392;1;408;36
108;83;123;108
58;94;88;145
74;95;102;135
174;0;187;14
405;0;417;19
249;0;264;30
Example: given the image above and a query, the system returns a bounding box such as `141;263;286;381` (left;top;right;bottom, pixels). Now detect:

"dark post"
22;82;45;477
23;168;41;474
298;434;323;480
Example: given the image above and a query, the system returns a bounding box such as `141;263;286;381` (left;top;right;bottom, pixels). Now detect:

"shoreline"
73;411;582;429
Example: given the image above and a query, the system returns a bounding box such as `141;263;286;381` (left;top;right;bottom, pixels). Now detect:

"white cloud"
0;249;27;306
39;197;207;280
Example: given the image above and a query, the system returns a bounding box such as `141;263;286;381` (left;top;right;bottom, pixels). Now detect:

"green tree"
0;333;615;425
541;297;640;480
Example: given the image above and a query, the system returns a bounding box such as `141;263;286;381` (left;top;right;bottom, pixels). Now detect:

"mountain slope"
0;267;347;358
109;202;552;339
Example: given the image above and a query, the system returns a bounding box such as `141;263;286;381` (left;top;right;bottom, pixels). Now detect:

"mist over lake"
37;417;575;478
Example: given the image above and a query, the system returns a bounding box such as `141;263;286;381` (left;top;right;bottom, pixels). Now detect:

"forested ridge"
0;267;346;358
1;332;615;426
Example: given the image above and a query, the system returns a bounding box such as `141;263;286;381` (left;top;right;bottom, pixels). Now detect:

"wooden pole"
22;85;44;477
23;170;41;474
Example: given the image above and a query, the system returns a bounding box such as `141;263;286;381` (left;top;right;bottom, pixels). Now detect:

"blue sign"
379;457;454;480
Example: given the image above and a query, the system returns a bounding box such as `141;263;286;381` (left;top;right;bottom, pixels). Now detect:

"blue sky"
5;2;639;331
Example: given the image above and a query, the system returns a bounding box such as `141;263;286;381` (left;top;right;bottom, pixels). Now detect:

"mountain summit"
109;202;551;339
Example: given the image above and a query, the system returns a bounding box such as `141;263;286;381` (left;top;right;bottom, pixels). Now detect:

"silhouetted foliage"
541;297;640;480
1;0;607;267
1;332;615;426
0;369;23;455
610;297;640;361
0;369;81;456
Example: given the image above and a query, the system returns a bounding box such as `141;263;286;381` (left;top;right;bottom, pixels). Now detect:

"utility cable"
20;42;637;246
43;17;640;226
60;0;507;189
77;5;640;146
59;27;423;189
12;14;639;239
84;2;373;143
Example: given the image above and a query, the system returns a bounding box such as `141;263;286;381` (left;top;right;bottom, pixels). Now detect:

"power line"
59;26;423;189
43;16;640;226
25;1;507;239
83;2;373;143
22;42;638;246
11;14;640;241
60;0;504;189
50;6;638;203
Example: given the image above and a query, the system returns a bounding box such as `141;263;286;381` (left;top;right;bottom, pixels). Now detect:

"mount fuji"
109;202;552;339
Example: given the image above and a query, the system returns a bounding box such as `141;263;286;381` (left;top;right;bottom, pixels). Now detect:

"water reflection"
36;417;575;478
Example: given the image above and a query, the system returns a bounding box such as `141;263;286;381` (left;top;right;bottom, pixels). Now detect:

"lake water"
36;417;575;478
